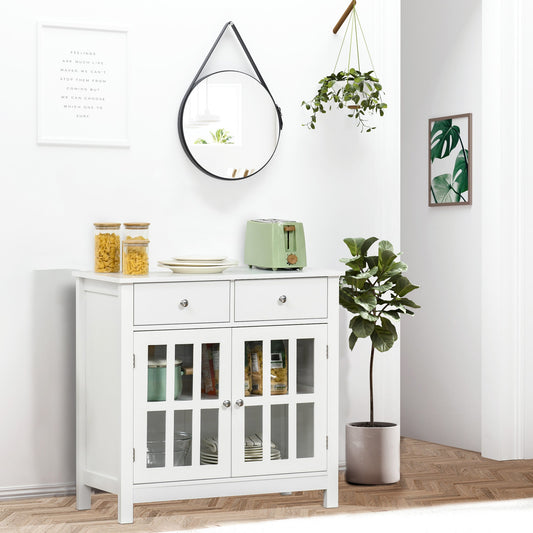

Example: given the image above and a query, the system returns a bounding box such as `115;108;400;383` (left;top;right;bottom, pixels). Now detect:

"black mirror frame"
177;69;282;181
177;21;283;181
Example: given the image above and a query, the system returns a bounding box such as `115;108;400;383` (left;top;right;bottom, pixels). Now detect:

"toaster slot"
284;225;296;251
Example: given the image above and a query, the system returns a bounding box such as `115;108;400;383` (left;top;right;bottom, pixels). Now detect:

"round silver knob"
235;399;244;407
179;299;189;308
222;400;231;408
278;295;287;304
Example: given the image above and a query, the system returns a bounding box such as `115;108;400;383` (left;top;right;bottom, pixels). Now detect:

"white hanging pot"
345;422;400;484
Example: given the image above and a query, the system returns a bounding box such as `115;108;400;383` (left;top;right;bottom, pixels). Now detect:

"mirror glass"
178;70;281;180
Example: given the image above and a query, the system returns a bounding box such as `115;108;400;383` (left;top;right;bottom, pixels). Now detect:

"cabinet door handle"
278;295;287;304
235;399;244;407
222;400;231;408
179;299;189;308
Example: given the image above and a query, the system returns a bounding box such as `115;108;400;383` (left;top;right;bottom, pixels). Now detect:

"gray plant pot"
345;422;400;484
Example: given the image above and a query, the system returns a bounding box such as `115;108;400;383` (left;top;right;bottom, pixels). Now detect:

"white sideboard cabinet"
74;268;339;523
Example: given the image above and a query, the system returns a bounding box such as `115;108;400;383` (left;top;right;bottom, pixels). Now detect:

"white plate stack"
200;434;282;465
158;254;237;274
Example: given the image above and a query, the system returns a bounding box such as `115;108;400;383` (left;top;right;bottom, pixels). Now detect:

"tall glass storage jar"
123;238;149;275
94;223;121;273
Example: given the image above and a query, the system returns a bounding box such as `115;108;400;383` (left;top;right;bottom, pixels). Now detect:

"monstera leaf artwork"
428;114;472;206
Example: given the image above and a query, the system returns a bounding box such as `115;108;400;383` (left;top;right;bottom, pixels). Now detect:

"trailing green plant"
301;4;386;132
430;119;469;203
302;69;386;132
339;237;420;426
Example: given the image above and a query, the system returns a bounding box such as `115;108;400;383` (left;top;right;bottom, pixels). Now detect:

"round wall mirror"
178;70;282;180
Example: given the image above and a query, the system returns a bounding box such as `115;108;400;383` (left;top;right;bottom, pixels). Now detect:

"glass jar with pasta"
94;223;121;273
123;222;150;241
123;238;149;275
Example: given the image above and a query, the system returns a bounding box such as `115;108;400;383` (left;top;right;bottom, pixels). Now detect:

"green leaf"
354;266;378;280
381;310;400;321
344;238;365;256
378;240;394;253
361;237;379;256
371;326;395;352
430;119;460;162
378;249;397;273
453;148;469;194
349;332;358;350
431;173;459;203
380;317;398;341
355;291;377;312
396;297;421;309
393;276;419;297
350;316;375;338
374;281;394;293
359;311;378;322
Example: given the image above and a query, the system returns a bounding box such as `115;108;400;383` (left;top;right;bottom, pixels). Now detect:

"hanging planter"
302;1;387;133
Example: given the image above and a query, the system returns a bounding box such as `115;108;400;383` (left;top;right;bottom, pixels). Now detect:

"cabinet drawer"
234;278;328;321
134;282;230;325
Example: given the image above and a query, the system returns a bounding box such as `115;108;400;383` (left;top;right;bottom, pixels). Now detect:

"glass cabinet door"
231;325;328;477
133;329;232;483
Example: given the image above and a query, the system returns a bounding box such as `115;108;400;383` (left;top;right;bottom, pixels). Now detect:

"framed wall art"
37;22;129;147
428;113;471;206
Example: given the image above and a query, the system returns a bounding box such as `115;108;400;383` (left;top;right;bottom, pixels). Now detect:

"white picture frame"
37;22;129;147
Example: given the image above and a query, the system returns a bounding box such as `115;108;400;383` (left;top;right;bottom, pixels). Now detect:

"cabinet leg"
323;485;338;508
76;483;92;510
118;492;134;524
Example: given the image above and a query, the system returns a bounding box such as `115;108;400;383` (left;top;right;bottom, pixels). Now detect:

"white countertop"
73;266;343;284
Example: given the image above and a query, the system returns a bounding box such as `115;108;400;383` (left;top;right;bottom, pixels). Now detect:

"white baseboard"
0;482;75;501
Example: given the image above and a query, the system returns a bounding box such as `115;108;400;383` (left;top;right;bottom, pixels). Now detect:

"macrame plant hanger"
331;0;376;77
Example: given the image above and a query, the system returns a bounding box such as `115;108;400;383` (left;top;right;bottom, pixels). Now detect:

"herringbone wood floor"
2;437;533;532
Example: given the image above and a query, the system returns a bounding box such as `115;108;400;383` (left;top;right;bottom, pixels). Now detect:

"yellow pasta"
123;241;149;275
94;232;120;273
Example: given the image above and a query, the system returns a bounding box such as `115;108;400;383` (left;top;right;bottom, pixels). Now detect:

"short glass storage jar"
123;222;150;241
123;238;149;275
94;223;121;273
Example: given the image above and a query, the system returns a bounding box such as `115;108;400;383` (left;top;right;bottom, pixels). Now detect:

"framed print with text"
37;22;128;147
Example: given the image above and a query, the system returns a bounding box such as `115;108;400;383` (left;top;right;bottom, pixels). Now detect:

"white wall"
480;0;533;460
0;0;400;491
400;0;482;452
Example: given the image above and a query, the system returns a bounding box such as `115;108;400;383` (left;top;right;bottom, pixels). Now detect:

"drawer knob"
278;295;287;304
235;399;244;407
179;299;189;308
222;400;231;408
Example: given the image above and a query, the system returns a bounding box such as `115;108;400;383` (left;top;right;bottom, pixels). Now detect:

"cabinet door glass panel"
244;405;263;462
296;403;314;459
296;339;314;394
271;339;288;396
200;408;219;465
246;341;263;397
147;345;167;402
201;343;220;399
146;411;166;468
271;404;288;460
173;410;192;466
175;344;193;400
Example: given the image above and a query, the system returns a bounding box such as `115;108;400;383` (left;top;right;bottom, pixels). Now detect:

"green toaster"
244;219;307;270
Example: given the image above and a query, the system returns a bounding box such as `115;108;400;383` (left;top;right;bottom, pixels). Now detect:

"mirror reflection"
179;71;281;180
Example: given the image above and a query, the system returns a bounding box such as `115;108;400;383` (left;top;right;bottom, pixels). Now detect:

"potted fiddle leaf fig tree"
339;237;420;484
